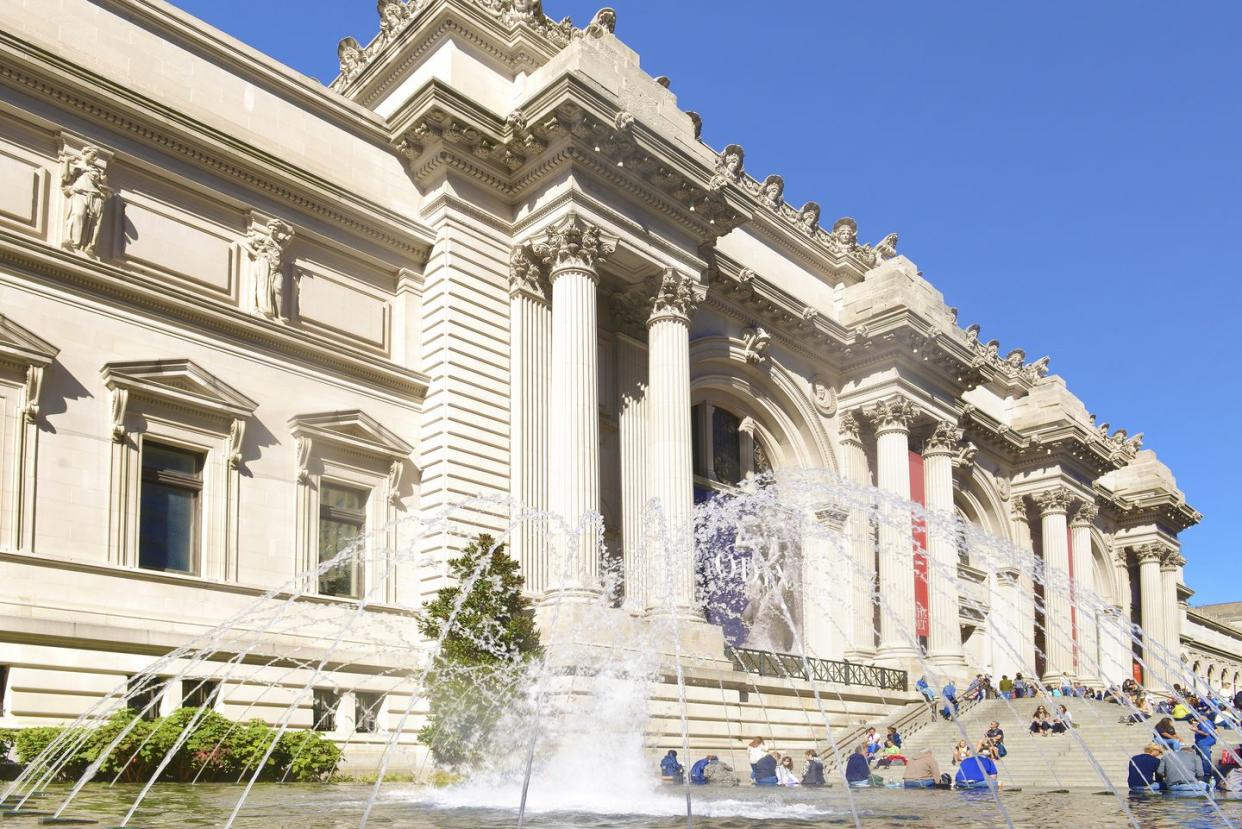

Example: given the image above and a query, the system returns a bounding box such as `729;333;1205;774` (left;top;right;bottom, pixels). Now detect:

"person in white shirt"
775;755;800;787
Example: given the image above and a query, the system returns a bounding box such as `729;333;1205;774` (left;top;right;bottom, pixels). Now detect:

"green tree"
416;534;540;767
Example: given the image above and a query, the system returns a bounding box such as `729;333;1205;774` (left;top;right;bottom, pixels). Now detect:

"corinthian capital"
923;420;963;455
508;243;547;301
533;213;616;276
1135;543;1166;565
1160;550;1186;570
865;396;919;433
839;410;863;443
648;269;703;325
1032;487;1073;516
1071;500;1099;527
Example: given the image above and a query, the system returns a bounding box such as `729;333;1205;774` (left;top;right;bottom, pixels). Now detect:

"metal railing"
725;646;908;692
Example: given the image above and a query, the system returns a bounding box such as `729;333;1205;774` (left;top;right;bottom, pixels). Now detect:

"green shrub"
0;728;16;760
6;708;339;783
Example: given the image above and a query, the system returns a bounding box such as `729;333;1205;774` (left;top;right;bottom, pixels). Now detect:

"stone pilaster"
840;410;877;661
535;214;615;600
508;244;551;595
866;396;919;662
1034;487;1075;682
644;269;702;618
923;421;966;671
617;334;648;612
1160;550;1185;656
1069;500;1098;680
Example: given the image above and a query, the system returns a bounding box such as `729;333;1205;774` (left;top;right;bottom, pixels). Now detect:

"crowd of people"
656;683;1242;795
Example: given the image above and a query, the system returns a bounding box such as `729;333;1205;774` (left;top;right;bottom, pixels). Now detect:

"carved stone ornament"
532;213;616;276
578;7;617;38
956;441;979;467
961;322;1051;385
1010;495;1030;523
1071;500;1099;527
295;435;312;484
996;476;1011;502
686;111;703;140
1161;551;1187;569
110;387;128;443
334;37;366;89
508;242;546;301
924;420;963;455
839;410;863;442
871;232;899;264
740;325;771;364
1135;543;1166;566
711;144;744;191
378;0;412;42
828;216;858;254
758;175;784;210
866;396;919;432
613;110;636;133
1033;487;1073;516
795;201;821;234
388;459;403;505
241;216;295;320
59;141;112;257
809;375;837;416
648;269;702;325
227;418;246;469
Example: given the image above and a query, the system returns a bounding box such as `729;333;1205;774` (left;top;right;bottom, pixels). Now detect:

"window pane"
0;665;7;716
182;679;219;710
142;443;202;475
319;484;366;598
712;407;741;485
140;481;197;573
355;691;382;734
312;689;339;732
691;404;706;478
127;675;164;722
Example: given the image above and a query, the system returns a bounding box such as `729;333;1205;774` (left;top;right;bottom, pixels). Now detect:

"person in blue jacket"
752;750;779;786
845;744;872;787
942;680;958;719
954;746;999;790
1191;715;1218;781
660;750;684;783
689;756;711;785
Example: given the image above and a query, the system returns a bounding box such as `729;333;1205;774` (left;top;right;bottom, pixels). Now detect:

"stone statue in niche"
241;218;294;320
60;145;110;257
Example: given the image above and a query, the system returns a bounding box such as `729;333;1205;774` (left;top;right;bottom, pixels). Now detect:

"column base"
537;586;604;606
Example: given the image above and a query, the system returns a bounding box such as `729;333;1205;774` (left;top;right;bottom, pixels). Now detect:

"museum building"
0;0;1238;762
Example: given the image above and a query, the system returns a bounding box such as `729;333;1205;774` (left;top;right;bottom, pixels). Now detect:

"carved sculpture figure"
759;175;784;209
336;37;365;84
241;219;295;320
378;0;410;40
796;202;820;234
872;232;899;263
741;325;771;364
711;144;744;191
60;146;110;256
830;217;858;251
581;7;617;37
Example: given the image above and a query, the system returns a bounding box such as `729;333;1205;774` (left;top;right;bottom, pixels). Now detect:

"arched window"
691;403;771;493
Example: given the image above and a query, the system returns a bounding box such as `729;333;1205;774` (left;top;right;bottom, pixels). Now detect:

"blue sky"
170;1;1241;604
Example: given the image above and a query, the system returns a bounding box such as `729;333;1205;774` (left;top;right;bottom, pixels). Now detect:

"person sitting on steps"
902;749;942;789
1127;743;1164;793
775;755;800;787
1030;705;1052;736
660;749;684;783
845;744;872;788
801;750;825;786
752;749;779;786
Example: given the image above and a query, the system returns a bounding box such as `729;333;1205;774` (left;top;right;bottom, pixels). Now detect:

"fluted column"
1136;543;1167;683
1009;497;1038;674
1070;501;1098;681
536;214;615;599
841;411;877;661
508;245;551;594
1035;488;1075;682
644;269;703;618
923;421;966;670
617;334;648;612
1161;551;1184;658
867;397;920;661
1105;547;1134;686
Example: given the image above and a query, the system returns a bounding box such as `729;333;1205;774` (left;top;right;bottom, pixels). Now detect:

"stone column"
1105;546;1134;685
866;397;920;662
616;334;648;612
535;214;615;600
1009;497;1038;675
840;411;877;661
1161;551;1185;659
992;567;1023;680
644;269;702;618
923;421;966;671
1034;488;1075;682
1069;501;1098;681
1136;543;1167;683
508;244;551;595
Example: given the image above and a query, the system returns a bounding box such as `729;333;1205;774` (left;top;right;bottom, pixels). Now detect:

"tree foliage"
415;534;540;767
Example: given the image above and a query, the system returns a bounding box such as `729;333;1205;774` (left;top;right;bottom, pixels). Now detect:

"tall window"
355;691;383;734
182;679;219;710
318;483;367;598
127;675;164;722
692;403;771;493
139;442;203;573
312;689;339;732
0;665;8;716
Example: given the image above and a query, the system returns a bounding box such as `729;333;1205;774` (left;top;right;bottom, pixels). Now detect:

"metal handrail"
725;646;909;692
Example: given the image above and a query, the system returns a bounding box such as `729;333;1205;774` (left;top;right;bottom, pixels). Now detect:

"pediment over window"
288;410;414;462
0;314;59;369
101;359;258;419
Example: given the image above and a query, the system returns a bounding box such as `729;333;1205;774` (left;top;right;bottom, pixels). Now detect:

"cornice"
0;31;435;261
0;228;428;400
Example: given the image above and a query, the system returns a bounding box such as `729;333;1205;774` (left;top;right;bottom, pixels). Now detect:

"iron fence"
725;645;908;692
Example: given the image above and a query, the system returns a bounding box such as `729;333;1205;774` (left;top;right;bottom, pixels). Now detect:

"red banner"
909;450;929;639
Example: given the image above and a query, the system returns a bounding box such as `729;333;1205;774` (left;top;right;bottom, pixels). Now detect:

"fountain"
1;472;1239;829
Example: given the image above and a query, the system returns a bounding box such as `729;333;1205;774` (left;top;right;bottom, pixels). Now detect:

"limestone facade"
0;0;1238;763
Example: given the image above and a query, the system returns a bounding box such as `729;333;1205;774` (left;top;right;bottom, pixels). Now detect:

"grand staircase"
879;697;1232;790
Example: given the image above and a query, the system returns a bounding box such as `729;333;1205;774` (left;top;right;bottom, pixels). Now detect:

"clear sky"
169;1;1241;604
